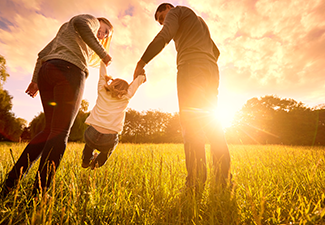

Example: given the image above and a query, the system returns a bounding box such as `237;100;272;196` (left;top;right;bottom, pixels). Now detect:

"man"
134;3;231;189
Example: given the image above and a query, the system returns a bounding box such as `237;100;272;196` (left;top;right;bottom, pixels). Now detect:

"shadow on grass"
157;179;239;225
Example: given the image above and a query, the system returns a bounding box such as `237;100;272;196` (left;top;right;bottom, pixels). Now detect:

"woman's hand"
102;54;112;66
25;82;39;98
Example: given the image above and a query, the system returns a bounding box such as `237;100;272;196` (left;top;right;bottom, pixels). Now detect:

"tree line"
20;105;184;144
1;55;324;145
226;95;325;146
0;55;27;141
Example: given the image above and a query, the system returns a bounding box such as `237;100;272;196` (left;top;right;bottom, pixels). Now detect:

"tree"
69;100;90;142
312;104;325;146
161;112;183;143
121;109;182;143
141;110;170;142
20;126;31;142
29;100;90;142
29;112;45;138
228;95;319;145
0;55;10;88
121;109;145;143
0;55;26;141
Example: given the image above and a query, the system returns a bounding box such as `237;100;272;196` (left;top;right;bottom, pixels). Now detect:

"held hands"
138;68;147;83
102;54;112;66
133;59;146;80
25;82;39;98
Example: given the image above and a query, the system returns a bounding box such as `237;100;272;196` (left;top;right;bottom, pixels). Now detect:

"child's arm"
133;68;146;83
124;75;146;99
98;61;108;90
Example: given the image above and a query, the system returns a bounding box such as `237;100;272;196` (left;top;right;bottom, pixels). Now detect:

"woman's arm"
25;82;38;98
72;15;108;60
31;39;55;83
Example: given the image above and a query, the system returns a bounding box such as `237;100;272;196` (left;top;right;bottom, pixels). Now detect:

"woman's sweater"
32;14;108;83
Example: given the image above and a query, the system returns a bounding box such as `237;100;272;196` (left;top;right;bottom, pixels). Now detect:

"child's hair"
104;75;129;99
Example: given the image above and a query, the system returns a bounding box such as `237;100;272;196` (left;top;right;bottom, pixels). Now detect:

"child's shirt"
85;62;145;133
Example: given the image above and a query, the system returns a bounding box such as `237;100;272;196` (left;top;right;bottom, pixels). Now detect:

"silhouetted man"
134;3;231;189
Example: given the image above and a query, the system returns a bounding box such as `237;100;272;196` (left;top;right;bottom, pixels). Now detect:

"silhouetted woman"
1;14;113;197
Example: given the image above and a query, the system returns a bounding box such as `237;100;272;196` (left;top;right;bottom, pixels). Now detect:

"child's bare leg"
82;144;94;168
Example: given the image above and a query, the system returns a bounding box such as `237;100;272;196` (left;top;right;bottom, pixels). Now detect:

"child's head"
104;75;129;99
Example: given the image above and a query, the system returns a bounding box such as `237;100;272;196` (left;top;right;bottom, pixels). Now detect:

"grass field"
0;142;325;224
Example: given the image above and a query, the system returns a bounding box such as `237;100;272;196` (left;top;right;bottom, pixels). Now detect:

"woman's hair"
104;75;129;99
155;3;175;20
89;18;114;68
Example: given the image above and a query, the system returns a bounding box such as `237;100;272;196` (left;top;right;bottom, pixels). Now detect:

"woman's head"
89;17;114;67
97;17;113;40
104;75;129;99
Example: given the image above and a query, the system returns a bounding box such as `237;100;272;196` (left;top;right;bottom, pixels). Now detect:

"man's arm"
140;37;166;65
134;8;179;79
133;37;166;80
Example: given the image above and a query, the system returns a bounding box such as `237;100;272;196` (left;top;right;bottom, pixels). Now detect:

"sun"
214;92;245;129
215;107;236;129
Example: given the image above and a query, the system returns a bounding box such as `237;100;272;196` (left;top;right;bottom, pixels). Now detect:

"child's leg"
93;152;109;168
82;144;94;168
92;143;117;168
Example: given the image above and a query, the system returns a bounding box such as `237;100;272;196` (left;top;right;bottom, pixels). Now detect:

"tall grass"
1;143;325;224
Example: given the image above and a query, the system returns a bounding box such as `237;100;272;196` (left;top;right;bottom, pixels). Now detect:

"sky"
0;0;324;129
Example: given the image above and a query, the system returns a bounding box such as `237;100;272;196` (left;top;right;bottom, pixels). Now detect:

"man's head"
155;3;174;25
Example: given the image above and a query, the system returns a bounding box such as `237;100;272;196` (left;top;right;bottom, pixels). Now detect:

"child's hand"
139;69;146;83
133;59;146;80
105;75;113;82
140;69;147;83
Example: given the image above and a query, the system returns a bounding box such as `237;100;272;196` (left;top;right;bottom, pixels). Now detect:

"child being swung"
82;61;145;169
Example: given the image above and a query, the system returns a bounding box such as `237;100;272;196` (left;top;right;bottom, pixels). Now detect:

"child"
82;61;145;169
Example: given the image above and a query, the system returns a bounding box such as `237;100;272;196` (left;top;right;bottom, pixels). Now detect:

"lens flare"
48;102;57;106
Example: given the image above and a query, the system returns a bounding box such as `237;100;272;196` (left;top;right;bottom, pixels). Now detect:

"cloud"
184;0;325;106
0;1;61;73
11;0;42;11
0;0;161;75
0;17;14;31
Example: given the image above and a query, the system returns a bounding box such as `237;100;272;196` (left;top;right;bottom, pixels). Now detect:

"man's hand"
102;54;112;66
133;59;146;80
25;82;39;98
137;68;147;83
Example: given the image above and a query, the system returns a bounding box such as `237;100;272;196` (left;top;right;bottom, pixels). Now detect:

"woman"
1;14;113;197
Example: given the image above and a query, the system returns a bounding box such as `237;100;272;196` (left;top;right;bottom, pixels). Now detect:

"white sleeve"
124;75;145;99
98;61;107;91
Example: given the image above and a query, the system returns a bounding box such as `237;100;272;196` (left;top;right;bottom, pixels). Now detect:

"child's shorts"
84;125;119;153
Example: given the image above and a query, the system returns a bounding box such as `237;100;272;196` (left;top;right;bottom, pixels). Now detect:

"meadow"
0;142;325;225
